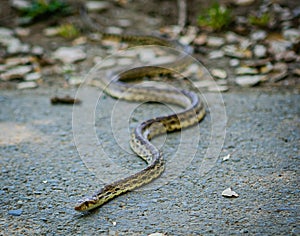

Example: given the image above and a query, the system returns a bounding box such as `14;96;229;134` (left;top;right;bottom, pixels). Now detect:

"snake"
74;6;206;211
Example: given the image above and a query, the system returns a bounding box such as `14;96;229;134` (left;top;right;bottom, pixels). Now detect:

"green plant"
57;23;79;39
248;13;271;27
20;0;69;20
197;2;232;31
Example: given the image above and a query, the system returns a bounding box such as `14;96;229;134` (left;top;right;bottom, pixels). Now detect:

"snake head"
74;197;98;211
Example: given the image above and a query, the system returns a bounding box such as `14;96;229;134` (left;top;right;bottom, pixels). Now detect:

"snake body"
74;8;206;211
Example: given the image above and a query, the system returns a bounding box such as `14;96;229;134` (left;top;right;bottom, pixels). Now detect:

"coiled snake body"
75;10;206;211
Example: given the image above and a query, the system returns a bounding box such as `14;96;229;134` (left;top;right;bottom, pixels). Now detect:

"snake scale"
74;6;206;211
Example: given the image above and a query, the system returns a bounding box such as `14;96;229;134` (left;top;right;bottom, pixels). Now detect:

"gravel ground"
0;87;299;235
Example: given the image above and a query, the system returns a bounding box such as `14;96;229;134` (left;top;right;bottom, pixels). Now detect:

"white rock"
53;47;86;64
222;154;231;161
207;36;225;47
10;0;31;10
240;39;252;50
225;31;244;43
222;45;252;58
68;76;84;86
292;68;300;76
211;69;227;79
6;38;22;54
31;45;44;55
0;27;14;37
117;19;132;28
283;29;300;43
235;67;258;75
232;0;254;6
14;27;30;37
253;44;267;58
193;34;207;46
72;36;87;46
222;187;239;198
208;50;224;59
179;26;197;45
250;30;267;41
0;65;32;80
148;233;166;236
183;63;200;75
5;56;33;67
19;43;30;54
268;40;292;54
17;81;38;89
275;50;298;62
85;1;110;12
43;27;59;37
179;35;195;45
25;72;41;81
235;75;266;87
229;59;240;67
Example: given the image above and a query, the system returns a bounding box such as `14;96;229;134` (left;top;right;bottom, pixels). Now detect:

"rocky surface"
0;88;299;235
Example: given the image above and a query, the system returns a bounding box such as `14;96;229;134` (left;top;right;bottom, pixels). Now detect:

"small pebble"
68;76;84;86
208;50;224;59
250;30;267;41
229;59;240;67
0;65;32;80
15;27;30;37
43;27;59;37
207;36;225;48
25;72;41;81
8;209;23;216
283;28;300;43
235;67;259;75
117;19;132;28
17;81;38;89
292;68;300;76
85;1;110;12
31;45;44;56
253;44;267;58
268;40;292;55
232;0;255;6
235;75;266;87
222;188;239;198
10;0;30;10
53;47;86;64
193;34;207;46
211;69;227;79
223;45;252;59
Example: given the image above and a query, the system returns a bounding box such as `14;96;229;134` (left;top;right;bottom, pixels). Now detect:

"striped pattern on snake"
74;6;206;211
